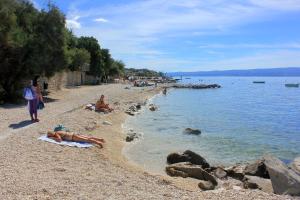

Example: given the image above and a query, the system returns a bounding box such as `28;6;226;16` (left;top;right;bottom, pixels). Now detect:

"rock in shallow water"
149;104;158;111
184;128;201;135
125;132;140;142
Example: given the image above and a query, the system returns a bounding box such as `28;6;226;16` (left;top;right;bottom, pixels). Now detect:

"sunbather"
47;131;105;148
95;95;114;112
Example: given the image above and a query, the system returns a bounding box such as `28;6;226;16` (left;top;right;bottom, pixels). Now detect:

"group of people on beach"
24;78;162;148
24;77;114;148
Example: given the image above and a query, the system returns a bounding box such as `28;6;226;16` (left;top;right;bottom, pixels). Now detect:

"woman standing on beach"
26;79;40;122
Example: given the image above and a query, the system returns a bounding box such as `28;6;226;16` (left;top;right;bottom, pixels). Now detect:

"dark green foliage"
77;37;103;77
110;60;125;77
67;48;90;71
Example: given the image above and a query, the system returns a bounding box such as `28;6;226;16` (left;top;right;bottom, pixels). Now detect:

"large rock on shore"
198;180;215;190
243;175;273;194
291;157;300;175
184;128;201;135
264;155;300;195
244;159;269;178
225;165;246;181
165;162;217;185
213;167;227;179
167;150;210;168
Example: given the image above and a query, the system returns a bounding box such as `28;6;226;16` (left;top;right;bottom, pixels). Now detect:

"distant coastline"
167;67;300;77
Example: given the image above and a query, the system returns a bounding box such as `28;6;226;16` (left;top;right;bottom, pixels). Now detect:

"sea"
123;76;300;174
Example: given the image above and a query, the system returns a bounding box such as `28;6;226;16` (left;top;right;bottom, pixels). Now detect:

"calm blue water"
124;77;300;173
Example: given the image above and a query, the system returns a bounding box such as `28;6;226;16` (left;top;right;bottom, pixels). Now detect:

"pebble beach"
0;84;294;200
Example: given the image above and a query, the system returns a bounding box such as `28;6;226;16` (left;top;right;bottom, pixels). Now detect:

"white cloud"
198;43;300;49
29;0;41;10
68;0;300;70
66;16;81;29
249;0;300;11
94;18;109;23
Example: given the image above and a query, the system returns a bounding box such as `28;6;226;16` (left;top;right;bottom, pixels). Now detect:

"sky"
32;0;300;72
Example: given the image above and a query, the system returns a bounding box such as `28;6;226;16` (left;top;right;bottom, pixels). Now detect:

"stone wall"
39;70;98;92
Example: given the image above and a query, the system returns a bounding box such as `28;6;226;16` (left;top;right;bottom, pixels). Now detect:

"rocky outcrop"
244;159;269;178
167;150;210;168
165;151;300;195
184;128;201;135
165;162;217;185
173;84;221;89
243;175;273;194
291;157;300;175
264;155;300;195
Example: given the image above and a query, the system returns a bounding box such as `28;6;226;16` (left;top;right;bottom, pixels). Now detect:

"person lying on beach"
95;95;114;113
47;131;105;148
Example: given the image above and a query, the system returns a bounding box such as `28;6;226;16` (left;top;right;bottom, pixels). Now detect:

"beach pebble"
103;121;112;125
198;180;215;191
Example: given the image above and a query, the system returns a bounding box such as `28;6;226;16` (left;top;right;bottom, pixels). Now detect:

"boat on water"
285;83;299;88
253;81;265;84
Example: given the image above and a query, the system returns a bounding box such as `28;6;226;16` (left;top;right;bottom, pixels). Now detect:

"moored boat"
285;83;299;88
253;81;265;84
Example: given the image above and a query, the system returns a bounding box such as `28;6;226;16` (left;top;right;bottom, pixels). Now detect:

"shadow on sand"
1;97;59;109
9;120;33;129
43;97;59;103
0;102;27;109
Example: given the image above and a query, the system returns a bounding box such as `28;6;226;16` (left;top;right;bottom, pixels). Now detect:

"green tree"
0;1;68;101
0;0;38;101
101;48;112;82
67;48;90;71
77;36;102;77
109;59;125;77
27;3;68;77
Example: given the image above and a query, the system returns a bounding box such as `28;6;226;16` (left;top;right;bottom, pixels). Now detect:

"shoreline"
0;84;292;199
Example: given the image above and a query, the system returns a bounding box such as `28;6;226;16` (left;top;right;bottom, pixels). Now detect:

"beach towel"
38;135;93;148
85;103;96;111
